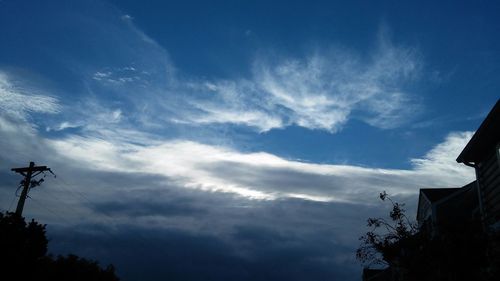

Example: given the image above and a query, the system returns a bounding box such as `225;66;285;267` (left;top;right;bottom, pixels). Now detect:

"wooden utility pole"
11;161;51;217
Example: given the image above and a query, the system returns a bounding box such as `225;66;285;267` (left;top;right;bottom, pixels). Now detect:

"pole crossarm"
11;166;48;173
10;162;52;217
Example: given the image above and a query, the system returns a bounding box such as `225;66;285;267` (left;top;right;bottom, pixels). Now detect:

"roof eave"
456;99;500;164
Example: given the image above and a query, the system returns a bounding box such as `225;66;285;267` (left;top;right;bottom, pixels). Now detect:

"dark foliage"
357;192;500;281
35;254;119;281
356;191;417;267
0;211;48;272
0;212;119;281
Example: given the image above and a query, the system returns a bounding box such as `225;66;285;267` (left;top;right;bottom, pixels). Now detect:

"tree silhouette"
0;211;48;279
356;191;418;268
357;192;499;281
0;212;119;281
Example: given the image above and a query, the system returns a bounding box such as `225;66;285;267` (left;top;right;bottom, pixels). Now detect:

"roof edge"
456;99;500;164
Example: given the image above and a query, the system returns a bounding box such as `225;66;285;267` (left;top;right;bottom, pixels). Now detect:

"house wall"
417;194;431;228
434;183;479;230
476;146;500;226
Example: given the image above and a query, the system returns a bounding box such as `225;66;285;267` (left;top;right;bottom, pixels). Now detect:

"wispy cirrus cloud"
251;38;421;132
161;35;422;133
411;131;475;176
81;16;422;134
0;72;60;122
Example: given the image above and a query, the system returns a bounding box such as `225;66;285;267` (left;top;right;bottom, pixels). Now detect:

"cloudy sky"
0;0;498;280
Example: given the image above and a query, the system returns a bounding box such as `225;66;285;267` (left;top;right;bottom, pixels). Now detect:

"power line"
7;186;19;211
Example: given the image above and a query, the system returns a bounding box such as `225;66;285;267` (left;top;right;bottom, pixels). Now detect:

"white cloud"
83;18;422;134
92;71;112;80
121;14;133;21
166;34;422;133
411;131;475;185
0;72;60;121
0;16;466;207
0;13;466;212
92;67;143;84
47;121;81;132
44;130;474;204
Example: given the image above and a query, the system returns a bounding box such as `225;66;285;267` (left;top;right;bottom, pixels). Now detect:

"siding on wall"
477;147;500;225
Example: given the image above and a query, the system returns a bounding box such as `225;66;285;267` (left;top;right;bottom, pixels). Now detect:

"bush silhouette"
0;212;119;281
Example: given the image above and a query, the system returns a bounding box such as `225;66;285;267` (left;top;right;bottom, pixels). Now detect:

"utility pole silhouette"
11;161;52;217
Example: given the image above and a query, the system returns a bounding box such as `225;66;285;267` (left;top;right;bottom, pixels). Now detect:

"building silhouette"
363;99;500;281
457;99;500;230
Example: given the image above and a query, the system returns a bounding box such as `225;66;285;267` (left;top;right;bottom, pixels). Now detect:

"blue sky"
0;0;498;280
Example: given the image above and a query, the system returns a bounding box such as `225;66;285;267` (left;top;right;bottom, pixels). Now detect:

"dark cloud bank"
38;171;385;281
